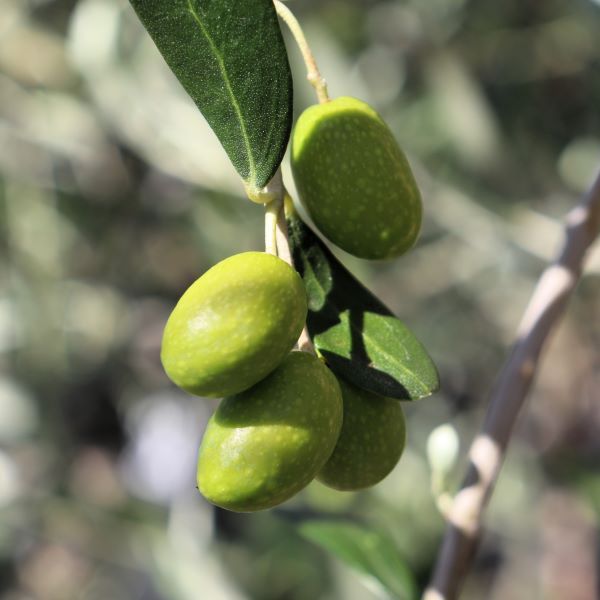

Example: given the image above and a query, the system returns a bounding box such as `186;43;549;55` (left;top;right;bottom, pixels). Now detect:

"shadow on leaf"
288;212;439;400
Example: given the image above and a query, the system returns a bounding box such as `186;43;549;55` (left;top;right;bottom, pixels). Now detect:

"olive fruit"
317;377;406;491
197;352;343;512
161;252;307;398
291;96;422;260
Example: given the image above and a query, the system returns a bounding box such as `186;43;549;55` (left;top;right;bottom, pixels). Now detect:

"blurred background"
1;0;599;598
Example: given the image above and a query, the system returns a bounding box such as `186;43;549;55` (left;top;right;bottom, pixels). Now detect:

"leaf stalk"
274;0;330;104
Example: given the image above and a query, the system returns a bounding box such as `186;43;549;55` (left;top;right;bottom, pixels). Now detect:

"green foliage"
291;97;422;259
299;520;418;600
197;352;343;512
287;209;439;400
128;0;293;191
161;252;307;397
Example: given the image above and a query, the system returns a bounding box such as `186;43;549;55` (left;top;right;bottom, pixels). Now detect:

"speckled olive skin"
197;352;343;512
317;378;406;491
161;252;307;398
291;96;422;260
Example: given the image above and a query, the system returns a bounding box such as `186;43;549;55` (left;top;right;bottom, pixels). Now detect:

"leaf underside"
287;211;439;400
299;520;418;600
128;0;293;189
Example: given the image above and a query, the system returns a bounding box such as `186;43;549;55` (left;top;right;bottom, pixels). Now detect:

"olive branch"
425;169;600;599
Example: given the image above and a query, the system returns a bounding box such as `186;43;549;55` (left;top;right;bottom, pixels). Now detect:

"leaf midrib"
187;0;257;184
306;254;431;396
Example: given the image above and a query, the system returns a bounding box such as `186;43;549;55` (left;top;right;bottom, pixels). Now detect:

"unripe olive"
291;96;422;260
197;352;343;512
161;252;307;398
317;378;406;491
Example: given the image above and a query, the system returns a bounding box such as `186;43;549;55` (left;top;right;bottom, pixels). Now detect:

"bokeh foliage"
1;0;599;598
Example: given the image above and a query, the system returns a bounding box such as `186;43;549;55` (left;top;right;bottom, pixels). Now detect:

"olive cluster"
161;97;420;512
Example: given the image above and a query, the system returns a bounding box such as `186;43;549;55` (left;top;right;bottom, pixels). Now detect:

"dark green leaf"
128;0;293;190
299;520;418;600
287;210;439;400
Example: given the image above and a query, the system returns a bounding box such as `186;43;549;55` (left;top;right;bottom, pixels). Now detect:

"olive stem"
425;169;600;600
265;199;281;256
273;0;330;104
274;194;293;266
430;471;453;519
263;174;316;355
278;188;317;354
264;169;284;255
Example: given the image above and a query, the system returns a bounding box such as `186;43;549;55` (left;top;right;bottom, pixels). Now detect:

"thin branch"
424;170;600;600
278;189;316;354
262;176;317;355
274;189;293;266
273;0;329;104
264;169;283;255
265;200;281;256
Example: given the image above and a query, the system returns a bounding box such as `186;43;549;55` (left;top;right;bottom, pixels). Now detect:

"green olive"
197;352;343;512
161;252;307;398
291;96;422;260
317;377;406;490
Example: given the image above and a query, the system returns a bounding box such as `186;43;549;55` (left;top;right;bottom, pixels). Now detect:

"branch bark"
424;170;600;600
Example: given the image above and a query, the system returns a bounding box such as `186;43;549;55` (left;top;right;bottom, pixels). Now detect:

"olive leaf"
299;520;418;600
287;211;439;400
128;0;293;190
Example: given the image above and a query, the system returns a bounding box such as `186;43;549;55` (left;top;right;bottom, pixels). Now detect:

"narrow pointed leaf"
299;520;418;600
287;211;439;400
128;0;293;190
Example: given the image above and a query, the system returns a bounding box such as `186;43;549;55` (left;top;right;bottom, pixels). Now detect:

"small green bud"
426;423;459;475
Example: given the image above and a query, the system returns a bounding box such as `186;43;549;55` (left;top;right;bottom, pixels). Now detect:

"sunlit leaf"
128;0;293;190
299;520;418;600
287;210;439;400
